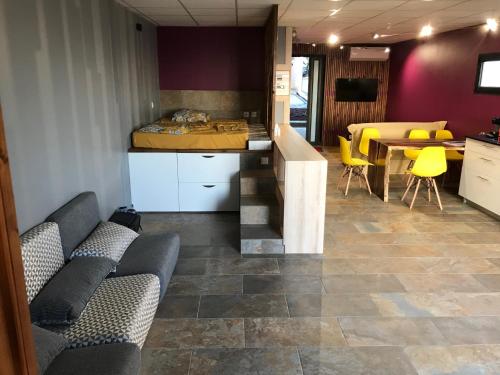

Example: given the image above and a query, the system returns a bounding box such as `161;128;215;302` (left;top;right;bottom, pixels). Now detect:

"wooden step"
240;195;278;225
240;224;284;255
240;169;276;195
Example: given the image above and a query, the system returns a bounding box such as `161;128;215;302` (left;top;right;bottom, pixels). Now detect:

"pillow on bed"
30;256;117;325
70;221;138;262
172;109;210;123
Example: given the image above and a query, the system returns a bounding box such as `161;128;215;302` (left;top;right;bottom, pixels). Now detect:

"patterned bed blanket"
138;119;248;136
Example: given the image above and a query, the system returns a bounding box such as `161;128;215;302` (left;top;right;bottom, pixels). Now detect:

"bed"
132;118;249;150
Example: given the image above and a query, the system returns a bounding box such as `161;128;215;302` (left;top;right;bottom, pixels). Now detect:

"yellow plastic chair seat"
350;158;372;166
411;146;447;178
404;149;421;161
404;129;430;161
446;151;464;160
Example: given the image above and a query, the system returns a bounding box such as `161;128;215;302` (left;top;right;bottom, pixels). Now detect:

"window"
475;53;500;95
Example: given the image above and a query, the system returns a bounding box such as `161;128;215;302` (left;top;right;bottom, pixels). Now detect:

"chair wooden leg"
427;178;432;202
402;175;415;201
345;167;353;196
363;169;372;195
409;178;421;210
337;166;347;190
432;178;443;211
406;160;415;186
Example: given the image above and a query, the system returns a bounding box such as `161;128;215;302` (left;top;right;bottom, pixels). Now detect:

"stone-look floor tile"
179;246;240;258
348;258;427;274
198;294;289;318
354;222;418;234
456;232;500;244
396;274;488;292
370;293;466;318
417;257;500;274
189;348;302;375
277;258;357;275
174;259;208;275
454;293;500;316
140;349;191;375
411;222;477;233
474;274;500;291
245;317;346;347
144;319;244;349
466;222;500;232
433;244;500;258
167;276;242;295
432;317;500;344
322;275;406;293
286;294;381;317
299;347;418;375
243;275;325;294
156;296;200;318
206;258;279;275
325;244;443;258
405;345;500;375
339;317;447;346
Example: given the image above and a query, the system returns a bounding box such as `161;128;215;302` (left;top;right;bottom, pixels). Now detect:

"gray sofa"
20;192;179;374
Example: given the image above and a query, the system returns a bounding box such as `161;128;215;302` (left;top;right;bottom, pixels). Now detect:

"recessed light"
328;34;339;45
486;18;498;32
312;43;317;47
419;24;433;38
340;45;344;50
384;47;391;53
330;9;340;16
373;33;380;39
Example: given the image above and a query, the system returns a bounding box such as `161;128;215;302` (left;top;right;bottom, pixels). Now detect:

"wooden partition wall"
293;44;390;146
263;5;278;139
0;106;37;374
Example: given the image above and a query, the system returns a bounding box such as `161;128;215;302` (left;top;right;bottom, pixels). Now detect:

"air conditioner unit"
349;47;389;62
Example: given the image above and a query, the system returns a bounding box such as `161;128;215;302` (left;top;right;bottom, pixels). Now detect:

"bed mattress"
132;119;249;150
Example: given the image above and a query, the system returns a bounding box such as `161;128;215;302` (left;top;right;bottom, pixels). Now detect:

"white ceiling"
119;0;500;44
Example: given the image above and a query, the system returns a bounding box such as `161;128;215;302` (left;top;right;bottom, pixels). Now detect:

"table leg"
383;148;392;203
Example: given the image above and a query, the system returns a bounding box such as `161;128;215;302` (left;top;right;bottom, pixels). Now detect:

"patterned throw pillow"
71;222;139;263
20;222;65;304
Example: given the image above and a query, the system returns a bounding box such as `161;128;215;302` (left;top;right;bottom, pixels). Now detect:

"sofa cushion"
30;257;117;325
55;274;160;349
112;232;180;300
46;192;101;260
71;222;139;263
32;324;68;374
45;343;140;375
21;223;65;303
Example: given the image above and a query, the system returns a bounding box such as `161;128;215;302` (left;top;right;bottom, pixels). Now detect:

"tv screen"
335;78;378;102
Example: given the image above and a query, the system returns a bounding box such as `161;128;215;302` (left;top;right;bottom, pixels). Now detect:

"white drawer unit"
459;138;500;216
128;152;240;212
129;153;180;212
178;153;240;183
179;183;239;211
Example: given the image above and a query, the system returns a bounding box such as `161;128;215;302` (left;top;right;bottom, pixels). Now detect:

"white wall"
0;0;159;233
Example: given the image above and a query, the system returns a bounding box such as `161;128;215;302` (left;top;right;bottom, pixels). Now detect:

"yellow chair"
435;130;464;161
338;136;372;196
404;129;430;185
401;146;447;210
359;127;381;157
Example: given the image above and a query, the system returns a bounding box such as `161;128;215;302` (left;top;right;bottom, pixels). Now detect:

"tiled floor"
141;148;500;375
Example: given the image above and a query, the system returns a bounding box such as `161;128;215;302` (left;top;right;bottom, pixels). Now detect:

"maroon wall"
157;27;264;91
386;26;500;137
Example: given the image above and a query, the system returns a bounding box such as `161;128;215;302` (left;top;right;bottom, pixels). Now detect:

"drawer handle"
477;175;490;182
202;155;215;158
480;157;493;162
202;185;216;188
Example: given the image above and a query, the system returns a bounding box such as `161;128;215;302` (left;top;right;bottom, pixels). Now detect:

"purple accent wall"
157;27;264;91
386;26;500;137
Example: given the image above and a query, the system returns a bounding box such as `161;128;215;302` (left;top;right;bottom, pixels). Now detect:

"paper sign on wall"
275;71;290;96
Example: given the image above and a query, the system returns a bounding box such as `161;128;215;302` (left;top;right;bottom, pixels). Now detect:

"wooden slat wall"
293;44;390;146
263;5;278;138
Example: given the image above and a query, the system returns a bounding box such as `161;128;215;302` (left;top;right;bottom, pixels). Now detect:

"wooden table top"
372;138;466;150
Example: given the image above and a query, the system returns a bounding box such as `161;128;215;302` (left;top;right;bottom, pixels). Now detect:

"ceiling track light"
384;47;391;53
486;18;498;32
419;24;433;38
328;34;339;45
340;45;345;50
373;33;380;39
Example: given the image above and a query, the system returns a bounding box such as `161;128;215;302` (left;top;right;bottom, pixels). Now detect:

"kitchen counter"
467;134;500;146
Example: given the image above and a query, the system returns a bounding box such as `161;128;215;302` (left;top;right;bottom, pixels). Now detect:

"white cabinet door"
179;183;239;211
178;153;240;183
129;153;179;212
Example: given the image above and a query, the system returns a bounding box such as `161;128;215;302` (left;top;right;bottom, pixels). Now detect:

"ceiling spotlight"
328;34;339;45
330;9;340;16
486;18;498;32
340;45;344;50
419;24;433;38
312;43;317;47
384;47;391;53
373;33;380;39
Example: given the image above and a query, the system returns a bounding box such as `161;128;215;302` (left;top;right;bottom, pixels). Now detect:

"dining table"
367;138;466;202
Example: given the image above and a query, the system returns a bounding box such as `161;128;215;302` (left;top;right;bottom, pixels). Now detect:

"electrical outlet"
260;157;269;165
251;111;257;118
243;111;250;118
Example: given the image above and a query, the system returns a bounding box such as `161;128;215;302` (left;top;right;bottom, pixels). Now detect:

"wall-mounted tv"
335;78;378;102
475;53;500;95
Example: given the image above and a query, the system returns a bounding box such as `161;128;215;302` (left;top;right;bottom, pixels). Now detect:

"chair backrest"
408;129;430;139
338;136;353;165
435;129;453;140
20;222;65;303
359;127;381;156
412;146;447;177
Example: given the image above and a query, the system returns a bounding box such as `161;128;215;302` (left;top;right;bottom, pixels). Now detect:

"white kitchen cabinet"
177;153;240;183
179;182;239;211
459;138;500;216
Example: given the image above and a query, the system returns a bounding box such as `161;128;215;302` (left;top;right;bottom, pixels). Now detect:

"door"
290;56;325;145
